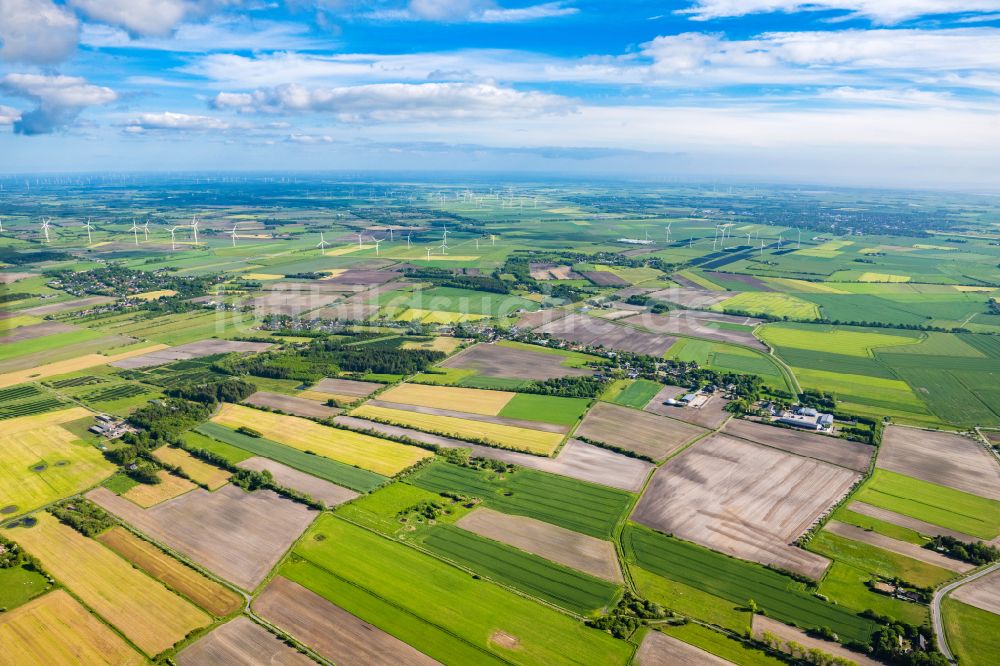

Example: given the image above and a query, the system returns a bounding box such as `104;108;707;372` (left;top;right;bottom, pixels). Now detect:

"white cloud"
0;73;117;134
126;111;231;132
0;0;79;64
286;132;335;143
70;0;188;36
369;0;577;23
210;81;571;121
678;1;1000;24
0;104;21;125
80;16;328;52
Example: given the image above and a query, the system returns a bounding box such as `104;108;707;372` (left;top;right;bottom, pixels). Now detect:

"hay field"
213;403;430;475
153;446;230;489
254;576;441;666
400;336;464;353
635;629;732;666
352;404;564;455
97;527;242;617
0;590;144;666
457;508;622;583
237;457;358;507
122;470;197;507
87;484;315;591
877;426;1000;500
0;343;168;388
632;434;858;579
576;402;705;461
724;419;873;472
1;513;210;656
0;408;115;516
133;289;178;300
177;616;314;666
378;383;515;415
846;501;977;542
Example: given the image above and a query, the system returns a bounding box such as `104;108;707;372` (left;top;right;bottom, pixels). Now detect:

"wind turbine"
372;237;383;256
665;223;672;243
357;232;364;248
796;227;802;249
388;227;393;242
491;234;496;246
142;220;150;241
777;234;783;250
439;239;449;255
316;232;330;255
128;219;141;246
191;216;200;245
229;223;239;247
426;247;432;260
169;226;179;251
40;218;51;243
83;218;94;244
475;237;479;250
746;231;752;246
0;217;4;233
759;239;765;257
406;231;412;248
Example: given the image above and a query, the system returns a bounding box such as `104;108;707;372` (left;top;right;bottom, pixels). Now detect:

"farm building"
774;407;834;432
89;414;135;439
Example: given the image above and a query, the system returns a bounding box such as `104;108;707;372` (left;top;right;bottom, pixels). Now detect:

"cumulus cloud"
0;0;79;64
370;0;577;23
0;73;117;134
210;81;571;121
68;0;242;37
125;111;232;133
678;1;1000;24
0;104;21;125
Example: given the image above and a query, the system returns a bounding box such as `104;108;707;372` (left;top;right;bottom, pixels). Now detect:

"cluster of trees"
586;591;668;638
624;294;670;313
49;499;115;537
401;266;512;294
854;612;947;666
283;272;325;279
520;376;607;398
0;292;31;304
127;398;212;440
166;378;256;405
0;535;43;572
227;465;323;510
925;536;1000;565
576;436;655;463
990;299;999;315
757;631;859;666
0;248;71;265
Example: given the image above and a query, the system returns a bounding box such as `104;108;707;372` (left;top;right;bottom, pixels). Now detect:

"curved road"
931;561;1000;662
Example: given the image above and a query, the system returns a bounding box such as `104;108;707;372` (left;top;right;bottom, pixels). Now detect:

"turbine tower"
490;234;496;246
191;216;200;245
128;220;140;246
357;232;364;248
40;218;51;243
426;247;431;260
229;223;239;247
169;226;179;251
142;220;150;241
406;231;412;248
373;238;383;256
665;223;672;243
316;232;330;255
83;218;94;244
0;217;4;233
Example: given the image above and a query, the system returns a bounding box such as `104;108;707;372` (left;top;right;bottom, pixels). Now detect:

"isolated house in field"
775;407;834;432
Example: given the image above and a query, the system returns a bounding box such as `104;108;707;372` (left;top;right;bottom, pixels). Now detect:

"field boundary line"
932;561;1000;663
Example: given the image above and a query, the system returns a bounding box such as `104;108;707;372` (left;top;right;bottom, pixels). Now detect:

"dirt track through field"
877;426;1000;500
441;343;593;380
237;457;358;507
635;630;732;666
824;521;972;573
254;576;441;666
576;402;705;460
632;434;857;579
457;508;623;582
846;502;979;542
177;616;314;666
724;419;874;472
243;391;341;418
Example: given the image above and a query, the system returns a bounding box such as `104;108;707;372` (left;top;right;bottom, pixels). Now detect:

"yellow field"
796;240;853;258
0;315;43;330
763;278;848;294
423;255;481;261
858;272;911;283
1;513;210;656
299;390;359;404
212;403;431;475
325;245;369;256
242;273;284;280
351;404;564;455
97;527;242;617
153;446;230;489
0;408;115;516
913;244;956;251
400;336;465;353
122;470;197;507
378;383;514;416
133;289;177;300
954;285;997;292
0;590;144;666
396;308;489;324
0;344;169;389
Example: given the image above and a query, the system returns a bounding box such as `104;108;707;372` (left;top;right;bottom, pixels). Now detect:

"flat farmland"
644;286;732;308
759;323;921;357
752;616;882;666
951;568;1000;615
237;456;358;506
121;470;197;507
365;399;571;433
712;292;820;320
457;507;623;583
808;531;955;589
310;376;384;398
724;419;873;472
846;501;978;542
632;434;859;579
86;484;316;590
627;311;767;350
0;320;76;343
440;342;594;380
635;629;731;666
247;291;342;315
823;521;971;573
153;446;230;490
177;616;314;666
378;383;515;415
243;390;341;418
876;426;1000;500
97;526;242;616
943;599;1000;666
0;590;144;666
254;576;441;666
537;313;676;355
1;513;210;656
575;402;705;461
212;403;431;475
0;343;168;389
110;339;272;370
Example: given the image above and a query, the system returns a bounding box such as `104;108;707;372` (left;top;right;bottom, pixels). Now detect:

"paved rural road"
931;561;1000;662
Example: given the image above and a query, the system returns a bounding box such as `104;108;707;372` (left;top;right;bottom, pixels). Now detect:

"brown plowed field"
644;287;732;309
237;457;358;507
846;502;978;542
248;291;342;315
457;508;623;582
724;419;873;472
627;312;765;350
516;307;569;330
20;296;114;316
824;521;971;573
243;391;341;418
951;568;1000;615
177;616;314;666
111;339;272;370
877;426;1000;500
635;630;732;666
2;321;77;342
254;576;441;666
537;314;675;355
440;343;593;380
576;402;705;461
87;484;315;590
580;271;628;286
632;434;858;579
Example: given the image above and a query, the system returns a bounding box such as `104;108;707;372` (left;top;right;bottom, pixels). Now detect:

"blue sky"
1;1;999;188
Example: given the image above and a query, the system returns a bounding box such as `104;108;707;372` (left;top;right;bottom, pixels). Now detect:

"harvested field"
177;616;314;666
311;376;383;398
580;270;628;286
243;390;341;418
312;301;379;320
877;426;1000;500
378;383;514;415
330;269;400;285
645;287;733;309
1;513;210;656
213;403;431;475
86;484;315;590
650;395;733;429
707;272;774;291
457;507;622;582
642;384;687;410
824;521;971;573
247;291;342;315
110;339;272;370
846;501;978;542
255;576;441;666
261;280;357;293
516;307;569;330
0;336;147;378
0;271;36;284
19;295;114;316
97;527;242;616
440;342;593;380
724;419;874;472
153;446;230;490
122;470;197;507
576;402;705;461
237;457;358;506
0;590;144;666
632;434;859;579
537;313;675;355
627;312;766;350
636;629;732;666
951;567;1000;615
1;321;77;343
529;263;581;280
366;400;568;433
752;616;881;666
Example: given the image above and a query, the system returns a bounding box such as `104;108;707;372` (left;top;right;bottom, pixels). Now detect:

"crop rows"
0;397;66;420
84;384;149;402
47;375;106;389
0;384;42;403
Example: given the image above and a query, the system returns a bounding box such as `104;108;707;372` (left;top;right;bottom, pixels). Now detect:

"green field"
759;323;922;357
632;566;750;632
417;525;620;615
943;598;1000;666
815;561;928;626
832;507;926;545
195;422;387;492
854;469;1000;539
282;515;633;666
657;624;786;666
336;482;445;534
180;430;253;464
0;565;50;610
0;329;104;363
390;286;539;317
407;462;631;539
605;379;662;409
713;291;820;320
623;525;875;644
497;393;591;426
807;531;954;589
